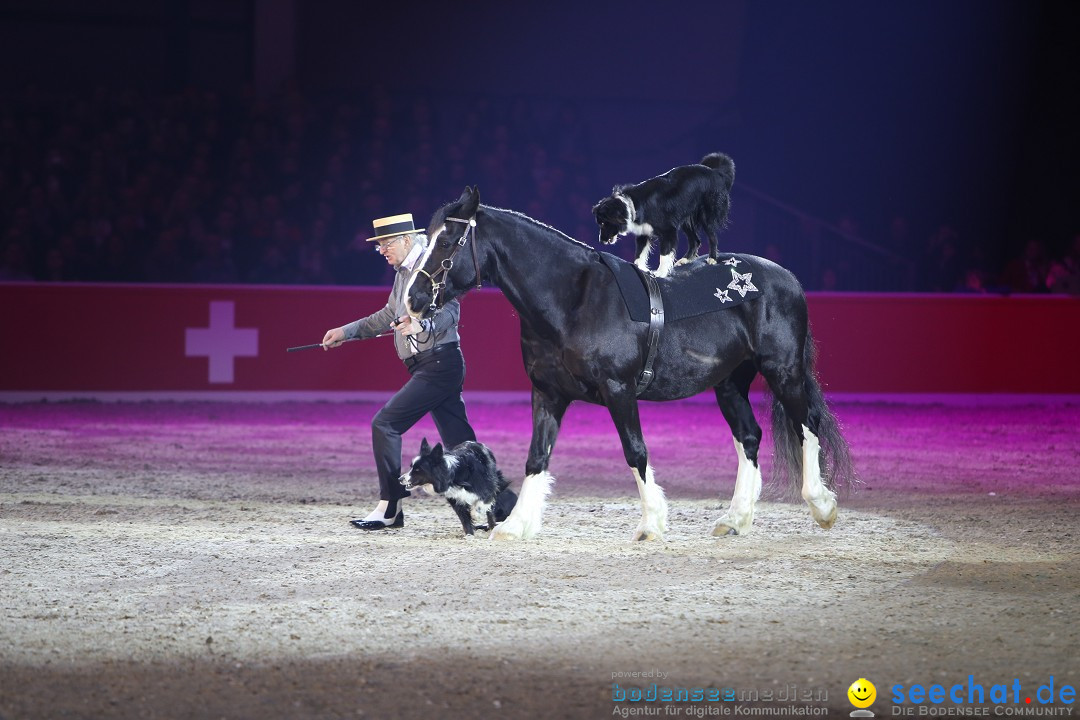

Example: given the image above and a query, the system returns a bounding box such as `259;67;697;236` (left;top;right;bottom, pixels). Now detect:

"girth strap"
636;269;665;396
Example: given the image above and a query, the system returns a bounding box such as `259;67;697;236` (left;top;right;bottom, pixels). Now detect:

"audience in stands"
1044;234;1080;294
0;84;1076;293
0;85;595;287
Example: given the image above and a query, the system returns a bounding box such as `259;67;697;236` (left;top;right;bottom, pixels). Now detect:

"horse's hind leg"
712;361;763;536
799;421;836;528
490;389;567;541
758;354;838;529
604;391;667;542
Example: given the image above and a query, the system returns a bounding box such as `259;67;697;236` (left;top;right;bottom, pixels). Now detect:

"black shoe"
350;511;404;531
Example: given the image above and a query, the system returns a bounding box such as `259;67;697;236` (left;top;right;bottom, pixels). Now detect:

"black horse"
406;187;853;541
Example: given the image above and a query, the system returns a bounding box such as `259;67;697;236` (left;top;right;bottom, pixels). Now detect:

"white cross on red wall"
185;301;259;383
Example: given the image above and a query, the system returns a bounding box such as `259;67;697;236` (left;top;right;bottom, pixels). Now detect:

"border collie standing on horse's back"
400;438;518;536
592;152;735;277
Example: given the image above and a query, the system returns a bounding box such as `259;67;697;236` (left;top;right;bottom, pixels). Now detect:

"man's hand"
393;316;425;337
321;327;346;350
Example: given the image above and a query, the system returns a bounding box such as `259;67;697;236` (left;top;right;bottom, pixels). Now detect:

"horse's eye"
438;239;452;249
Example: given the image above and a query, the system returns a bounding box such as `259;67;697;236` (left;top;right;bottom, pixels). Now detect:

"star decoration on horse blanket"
727;269;758;297
714;288;732;303
723;257;741;267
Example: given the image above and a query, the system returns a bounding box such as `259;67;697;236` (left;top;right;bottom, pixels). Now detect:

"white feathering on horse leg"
632;465;667;541
712;438;762;536
801;425;837;529
490;472;553;540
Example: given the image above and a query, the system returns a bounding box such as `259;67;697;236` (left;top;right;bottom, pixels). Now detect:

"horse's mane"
428;200;594;252
485;204;594;251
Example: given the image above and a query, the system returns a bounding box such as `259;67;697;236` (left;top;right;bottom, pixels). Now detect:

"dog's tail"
701;152;735;190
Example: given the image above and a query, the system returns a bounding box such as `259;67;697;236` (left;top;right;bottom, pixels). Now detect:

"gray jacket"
342;238;461;361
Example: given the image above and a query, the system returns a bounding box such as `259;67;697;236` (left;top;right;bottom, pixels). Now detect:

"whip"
286;331;395;352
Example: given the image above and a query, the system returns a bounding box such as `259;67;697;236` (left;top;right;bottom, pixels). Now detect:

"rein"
417;216;481;313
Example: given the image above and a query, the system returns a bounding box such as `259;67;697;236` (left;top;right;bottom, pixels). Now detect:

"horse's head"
406;186;482;319
592;190;630;245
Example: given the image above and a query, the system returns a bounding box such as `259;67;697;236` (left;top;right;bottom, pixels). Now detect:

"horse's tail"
770;331;856;498
701;152;735;191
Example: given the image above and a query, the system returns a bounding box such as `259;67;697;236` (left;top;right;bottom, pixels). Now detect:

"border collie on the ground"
592;152;735;277
400;438;518;536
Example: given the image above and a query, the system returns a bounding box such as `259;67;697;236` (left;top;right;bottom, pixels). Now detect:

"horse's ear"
460;186;480;217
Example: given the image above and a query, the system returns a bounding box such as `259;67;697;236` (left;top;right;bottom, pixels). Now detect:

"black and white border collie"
592;152;735;277
400;438;518;536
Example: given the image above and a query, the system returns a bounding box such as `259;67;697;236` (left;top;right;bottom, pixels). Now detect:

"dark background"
1;0;1077;291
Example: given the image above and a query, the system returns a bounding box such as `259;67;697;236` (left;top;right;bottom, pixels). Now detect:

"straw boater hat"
367;213;424;242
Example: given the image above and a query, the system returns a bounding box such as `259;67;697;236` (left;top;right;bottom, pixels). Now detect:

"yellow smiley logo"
848;678;876;709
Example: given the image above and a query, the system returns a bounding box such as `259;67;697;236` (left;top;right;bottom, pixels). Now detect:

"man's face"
376;233;411;267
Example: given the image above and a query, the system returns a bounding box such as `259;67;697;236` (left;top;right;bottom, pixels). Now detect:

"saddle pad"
598;252;763;323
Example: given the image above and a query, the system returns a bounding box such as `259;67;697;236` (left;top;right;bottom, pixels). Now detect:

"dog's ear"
431;442;444;459
593;196;616;219
420;437;431;454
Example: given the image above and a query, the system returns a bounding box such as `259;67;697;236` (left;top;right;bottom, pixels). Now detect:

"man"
322;213;476;530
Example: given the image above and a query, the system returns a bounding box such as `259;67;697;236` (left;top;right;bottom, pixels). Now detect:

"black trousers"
371;345;475;503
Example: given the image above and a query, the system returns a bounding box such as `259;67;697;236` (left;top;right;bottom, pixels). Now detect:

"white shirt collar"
400;237;425;272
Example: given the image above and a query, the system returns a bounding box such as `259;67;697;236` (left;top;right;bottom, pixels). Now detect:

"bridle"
416;215;481;313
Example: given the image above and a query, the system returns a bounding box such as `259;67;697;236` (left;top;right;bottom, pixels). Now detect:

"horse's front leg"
604;392;668;542
490;389;567;541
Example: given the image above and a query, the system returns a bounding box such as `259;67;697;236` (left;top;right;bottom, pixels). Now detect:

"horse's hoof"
815;508;837;530
810;499;838;529
490;524;522;541
632;527;663;542
711;516;749;537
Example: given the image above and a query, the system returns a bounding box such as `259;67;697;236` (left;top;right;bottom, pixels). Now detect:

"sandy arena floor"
1;397;1078;719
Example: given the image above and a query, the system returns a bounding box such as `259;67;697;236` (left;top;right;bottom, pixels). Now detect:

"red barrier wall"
3;283;1079;396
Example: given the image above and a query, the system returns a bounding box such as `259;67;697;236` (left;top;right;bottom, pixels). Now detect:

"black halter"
417;216;481;313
